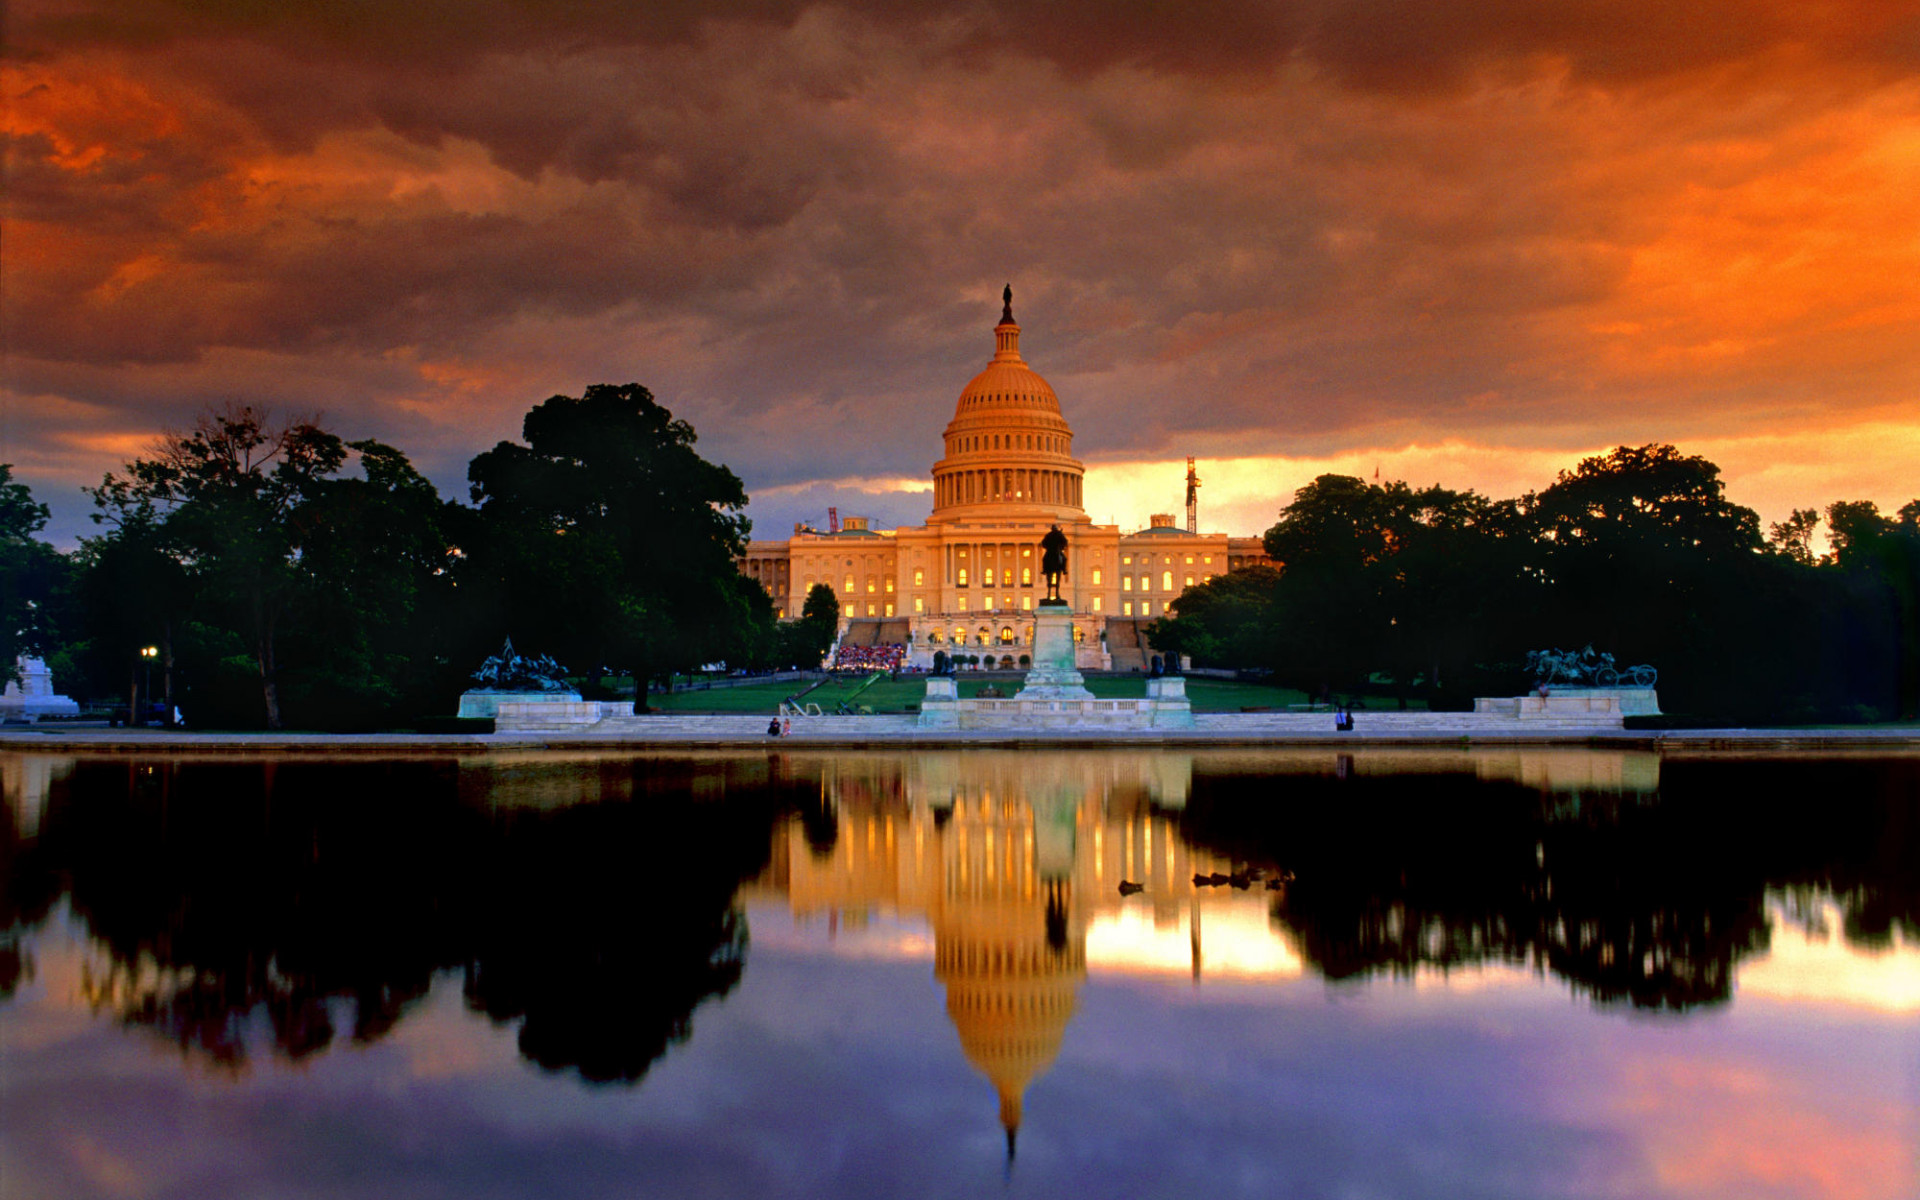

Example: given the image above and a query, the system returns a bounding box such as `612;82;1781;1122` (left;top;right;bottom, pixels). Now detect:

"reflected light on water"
1738;896;1920;1015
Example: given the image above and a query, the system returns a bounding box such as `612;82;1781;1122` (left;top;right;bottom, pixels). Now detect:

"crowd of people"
831;642;908;672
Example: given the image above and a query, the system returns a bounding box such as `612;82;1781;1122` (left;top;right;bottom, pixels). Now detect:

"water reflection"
742;749;1919;1146
1;753;808;1081
750;754;1220;1152
3;747;1916;1099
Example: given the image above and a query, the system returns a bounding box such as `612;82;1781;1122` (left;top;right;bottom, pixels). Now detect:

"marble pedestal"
1;657;80;721
457;689;583;720
1015;603;1093;701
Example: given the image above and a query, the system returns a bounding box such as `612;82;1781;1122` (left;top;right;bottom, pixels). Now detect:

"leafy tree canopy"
464;384;754;705
0;464;63;680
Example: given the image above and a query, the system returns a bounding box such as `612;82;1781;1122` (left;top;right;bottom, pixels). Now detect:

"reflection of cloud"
1738;896;1920;1015
1085;897;1303;979
1614;1054;1916;1200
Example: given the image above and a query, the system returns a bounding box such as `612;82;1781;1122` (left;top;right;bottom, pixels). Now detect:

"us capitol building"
739;290;1269;670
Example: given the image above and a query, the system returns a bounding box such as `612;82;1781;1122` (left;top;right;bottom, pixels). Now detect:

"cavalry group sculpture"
469;638;574;692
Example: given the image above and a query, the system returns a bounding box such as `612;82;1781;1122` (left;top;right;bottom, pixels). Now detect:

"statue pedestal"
1;658;80;722
919;676;960;728
457;689;582;720
1015;603;1092;701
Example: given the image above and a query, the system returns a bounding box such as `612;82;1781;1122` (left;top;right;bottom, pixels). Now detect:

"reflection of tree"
463;798;770;1083
16;756;800;1082
1180;756;1920;1010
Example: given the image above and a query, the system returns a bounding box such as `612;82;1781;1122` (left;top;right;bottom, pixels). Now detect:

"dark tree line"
1;756;813;1080
3;385;828;730
1148;444;1919;721
1177;755;1920;1010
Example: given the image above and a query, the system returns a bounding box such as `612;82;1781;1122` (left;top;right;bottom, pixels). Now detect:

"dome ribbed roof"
929;289;1085;522
952;316;1059;417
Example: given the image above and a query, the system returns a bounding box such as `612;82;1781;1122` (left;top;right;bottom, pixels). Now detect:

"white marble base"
916;671;1194;730
1016;604;1093;700
1474;687;1657;725
1;657;80;721
458;690;583;720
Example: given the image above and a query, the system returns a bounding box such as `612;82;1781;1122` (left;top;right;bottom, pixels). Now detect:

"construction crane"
827;506;840;533
1185;457;1201;534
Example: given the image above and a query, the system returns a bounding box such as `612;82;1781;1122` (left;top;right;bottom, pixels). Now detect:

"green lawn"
642;673;1330;714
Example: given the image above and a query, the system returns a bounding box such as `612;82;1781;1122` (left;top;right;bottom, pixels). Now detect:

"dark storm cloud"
5;0;1917;541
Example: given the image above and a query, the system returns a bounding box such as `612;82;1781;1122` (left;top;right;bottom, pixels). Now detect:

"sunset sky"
4;0;1917;546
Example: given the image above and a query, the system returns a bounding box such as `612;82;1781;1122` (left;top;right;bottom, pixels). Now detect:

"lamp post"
140;645;158;726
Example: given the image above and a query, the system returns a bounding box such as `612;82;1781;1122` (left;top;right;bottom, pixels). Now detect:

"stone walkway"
3;715;1916;754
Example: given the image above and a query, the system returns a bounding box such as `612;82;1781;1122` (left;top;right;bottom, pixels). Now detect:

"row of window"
1122;553;1213;566
952;432;1065;454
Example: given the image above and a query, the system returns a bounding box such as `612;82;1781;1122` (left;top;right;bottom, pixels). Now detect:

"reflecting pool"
3;748;1916;1199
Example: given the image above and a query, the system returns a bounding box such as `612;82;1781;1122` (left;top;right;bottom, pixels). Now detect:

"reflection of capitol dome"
936;892;1084;1148
929;287;1087;523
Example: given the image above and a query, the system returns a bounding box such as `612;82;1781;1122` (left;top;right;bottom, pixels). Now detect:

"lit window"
984;568;996;587
914;568;925;586
1139;575;1150;591
1022;547;1031;557
958;568;969;586
1092;596;1103;612
929;629;943;643
885;579;894;593
866;603;876;616
1123;555;1133;565
1092;568;1103;585
1203;574;1213;584
1203;555;1212;565
885;603;894;617
1141;600;1152;616
1186;555;1194;564
1022;567;1032;585
1003;596;1013;609
914;597;925;613
844;575;854;592
1021;596;1031;610
1162;571;1173;590
958;596;969;610
866;578;875;593
1074;626;1085;643
1123;600;1134;616
1185;575;1194;587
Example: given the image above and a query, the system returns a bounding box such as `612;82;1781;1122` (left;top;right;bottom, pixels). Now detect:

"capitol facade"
740;292;1269;670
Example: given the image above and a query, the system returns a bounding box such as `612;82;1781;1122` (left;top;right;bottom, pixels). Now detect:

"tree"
1256;475;1521;702
1767;508;1821;566
463;384;753;712
1146;565;1283;669
1823;500;1920;717
87;407;455;729
0;465;63;685
797;582;839;663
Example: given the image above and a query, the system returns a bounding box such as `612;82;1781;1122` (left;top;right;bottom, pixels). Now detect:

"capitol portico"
740;290;1269;671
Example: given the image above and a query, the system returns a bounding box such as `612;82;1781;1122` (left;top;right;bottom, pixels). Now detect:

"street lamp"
140;646;158;725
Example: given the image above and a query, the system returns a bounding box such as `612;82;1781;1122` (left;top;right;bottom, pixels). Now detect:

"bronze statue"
1002;283;1013;323
1039;524;1068;603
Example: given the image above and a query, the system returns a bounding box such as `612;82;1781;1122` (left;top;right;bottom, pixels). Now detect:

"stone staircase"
1103;618;1152;672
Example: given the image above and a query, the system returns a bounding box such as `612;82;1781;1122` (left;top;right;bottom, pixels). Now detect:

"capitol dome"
929;287;1086;523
